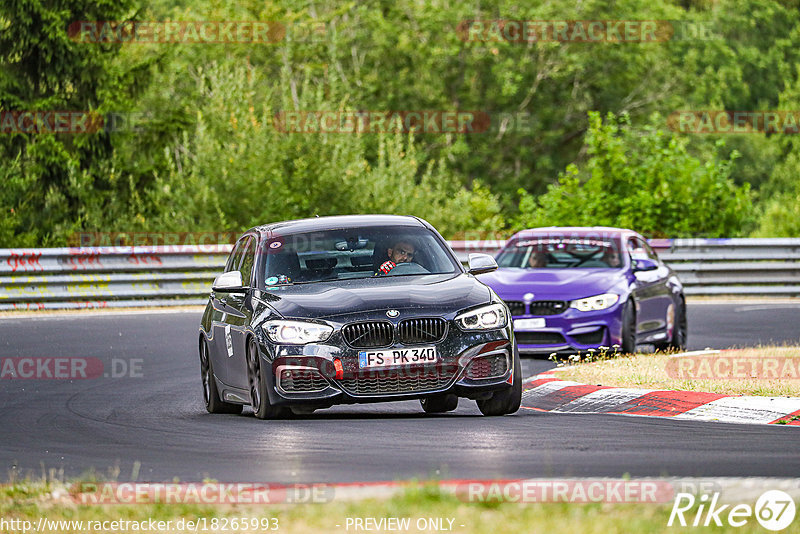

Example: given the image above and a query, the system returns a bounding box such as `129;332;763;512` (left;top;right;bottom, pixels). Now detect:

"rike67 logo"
668;490;796;531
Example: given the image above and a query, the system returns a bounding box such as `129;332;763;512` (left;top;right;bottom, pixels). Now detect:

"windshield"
496;236;624;269
258;226;460;286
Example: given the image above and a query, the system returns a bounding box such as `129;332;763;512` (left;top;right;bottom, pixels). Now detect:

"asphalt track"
1;302;799;483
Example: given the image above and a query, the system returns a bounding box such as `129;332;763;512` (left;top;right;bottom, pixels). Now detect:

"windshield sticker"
265;276;279;285
517;238;614;248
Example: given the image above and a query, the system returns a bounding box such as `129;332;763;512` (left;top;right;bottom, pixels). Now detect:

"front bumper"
513;301;624;354
258;327;515;407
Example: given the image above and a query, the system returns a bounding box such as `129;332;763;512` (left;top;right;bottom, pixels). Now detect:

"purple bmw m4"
478;227;686;355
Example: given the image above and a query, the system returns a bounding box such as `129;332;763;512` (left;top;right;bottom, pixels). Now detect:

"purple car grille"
516;332;566;345
504;300;525;316
504;300;567;316
572;328;605;345
528;300;568;316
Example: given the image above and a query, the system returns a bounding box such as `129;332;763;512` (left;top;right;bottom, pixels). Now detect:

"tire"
620;300;637;354
420;393;458;414
477;347;522;416
668;298;688;351
247;337;290;420
199;338;242;414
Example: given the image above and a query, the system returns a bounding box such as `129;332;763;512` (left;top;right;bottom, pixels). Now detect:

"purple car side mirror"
632;258;658;272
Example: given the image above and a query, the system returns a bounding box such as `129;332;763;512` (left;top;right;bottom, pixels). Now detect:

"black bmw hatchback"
198;215;521;418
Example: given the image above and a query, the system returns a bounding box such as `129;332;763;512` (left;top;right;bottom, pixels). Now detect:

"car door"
223;235;257;390
210;237;248;387
628;236;671;334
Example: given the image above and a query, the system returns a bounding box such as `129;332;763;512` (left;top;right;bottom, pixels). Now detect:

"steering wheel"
564;245;602;267
384;262;430;275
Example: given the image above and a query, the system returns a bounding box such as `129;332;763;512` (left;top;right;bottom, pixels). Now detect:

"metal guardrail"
2;239;799;310
0;246;231;310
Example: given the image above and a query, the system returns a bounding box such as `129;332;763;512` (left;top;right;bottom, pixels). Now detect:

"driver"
377;239;416;275
602;247;622;268
527;251;548;268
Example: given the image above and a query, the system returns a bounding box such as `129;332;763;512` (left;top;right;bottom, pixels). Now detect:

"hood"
477;268;627;301
256;273;491;320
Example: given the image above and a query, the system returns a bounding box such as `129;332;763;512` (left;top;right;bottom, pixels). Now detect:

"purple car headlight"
569;293;620;312
455;303;509;331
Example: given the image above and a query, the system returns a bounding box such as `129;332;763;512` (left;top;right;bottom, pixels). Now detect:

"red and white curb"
522;368;800;426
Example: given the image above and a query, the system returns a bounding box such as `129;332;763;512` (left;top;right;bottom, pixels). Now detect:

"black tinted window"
239;237;255;286
496;236;623;269
259;226;459;286
628;237;656;262
225;238;247;272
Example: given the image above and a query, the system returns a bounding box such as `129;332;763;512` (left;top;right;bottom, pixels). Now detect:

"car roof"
247;214;429;238
509;226;638;239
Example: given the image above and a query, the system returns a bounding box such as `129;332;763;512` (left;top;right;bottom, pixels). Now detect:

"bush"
144;62;506;238
514;112;754;238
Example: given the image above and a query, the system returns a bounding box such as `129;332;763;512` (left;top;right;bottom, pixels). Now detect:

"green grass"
552;346;800;397
2;479;799;533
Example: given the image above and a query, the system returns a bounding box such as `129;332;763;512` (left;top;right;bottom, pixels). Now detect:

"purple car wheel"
620;300;636;354
668;300;688;351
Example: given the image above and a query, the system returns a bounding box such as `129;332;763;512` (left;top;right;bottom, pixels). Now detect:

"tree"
514;112;754;238
144;62;505;237
0;0;145;244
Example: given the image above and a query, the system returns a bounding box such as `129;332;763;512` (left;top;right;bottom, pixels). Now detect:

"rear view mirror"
468;253;498;275
335;238;369;251
212;271;246;292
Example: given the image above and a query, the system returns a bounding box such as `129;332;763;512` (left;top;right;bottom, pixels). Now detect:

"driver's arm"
377;260;396;275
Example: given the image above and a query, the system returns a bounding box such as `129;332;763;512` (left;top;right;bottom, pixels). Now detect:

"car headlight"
570;293;620;312
263;320;333;344
455;303;508;331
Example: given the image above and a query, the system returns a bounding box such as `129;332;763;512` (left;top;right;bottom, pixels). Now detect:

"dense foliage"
1;0;799;245
515;112;754;237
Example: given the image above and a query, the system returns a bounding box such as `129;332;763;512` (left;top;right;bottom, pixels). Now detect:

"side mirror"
212;271;246;292
468;253;498;275
632;258;658;272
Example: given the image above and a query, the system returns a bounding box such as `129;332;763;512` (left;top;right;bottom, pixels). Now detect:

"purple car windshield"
496;237;624;269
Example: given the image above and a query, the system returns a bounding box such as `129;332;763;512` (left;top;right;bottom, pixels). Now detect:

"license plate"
358;346;438;369
513;318;546;329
